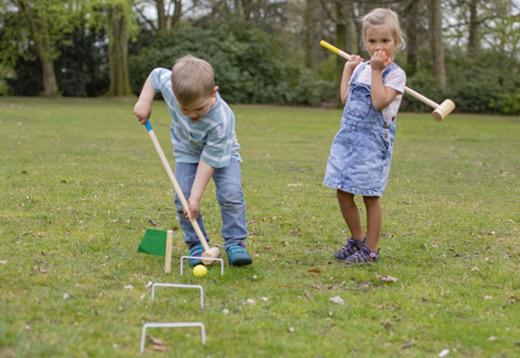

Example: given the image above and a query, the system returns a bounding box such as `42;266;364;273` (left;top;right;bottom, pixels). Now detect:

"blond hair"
171;55;215;105
361;8;406;51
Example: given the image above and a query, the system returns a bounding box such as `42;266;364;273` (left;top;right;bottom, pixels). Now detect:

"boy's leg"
363;196;382;251
213;158;251;266
213;158;248;248
337;190;364;241
174;162;210;247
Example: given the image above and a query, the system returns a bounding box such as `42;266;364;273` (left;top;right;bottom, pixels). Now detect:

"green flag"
138;228;168;256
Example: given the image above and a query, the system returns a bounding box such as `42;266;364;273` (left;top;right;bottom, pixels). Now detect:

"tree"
319;0;358;104
92;0;135;96
1;0;76;96
134;0;184;33
429;0;446;90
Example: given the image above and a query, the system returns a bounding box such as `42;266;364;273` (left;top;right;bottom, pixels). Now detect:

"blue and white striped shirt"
149;67;241;168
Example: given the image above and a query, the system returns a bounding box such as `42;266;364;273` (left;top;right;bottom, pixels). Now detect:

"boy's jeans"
174;158;248;250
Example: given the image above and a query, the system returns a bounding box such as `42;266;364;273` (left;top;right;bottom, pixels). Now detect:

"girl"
323;8;406;264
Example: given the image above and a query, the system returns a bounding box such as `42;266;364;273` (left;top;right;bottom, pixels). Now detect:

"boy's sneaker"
225;242;252;266
344;243;379;264
334;237;364;260
188;243;204;267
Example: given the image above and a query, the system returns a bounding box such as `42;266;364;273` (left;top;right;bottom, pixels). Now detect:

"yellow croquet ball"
192;264;208;277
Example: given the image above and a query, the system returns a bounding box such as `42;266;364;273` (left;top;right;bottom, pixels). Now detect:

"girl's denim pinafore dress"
323;62;398;197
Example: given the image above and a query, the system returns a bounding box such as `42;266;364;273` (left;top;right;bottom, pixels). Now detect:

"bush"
129;22;334;105
403;49;519;115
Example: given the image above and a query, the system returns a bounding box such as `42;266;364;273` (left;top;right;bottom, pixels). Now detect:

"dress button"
384;133;388;139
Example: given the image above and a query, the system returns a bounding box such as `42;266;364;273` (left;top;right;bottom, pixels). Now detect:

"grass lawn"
0;97;519;357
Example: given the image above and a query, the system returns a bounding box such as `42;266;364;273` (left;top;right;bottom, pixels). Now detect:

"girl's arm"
340;55;363;104
370;50;399;110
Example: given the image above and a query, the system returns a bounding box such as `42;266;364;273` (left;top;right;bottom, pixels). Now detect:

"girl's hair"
171;55;215;105
361;8;406;51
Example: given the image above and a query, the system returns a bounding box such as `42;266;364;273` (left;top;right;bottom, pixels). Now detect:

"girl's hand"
183;197;201;221
133;100;151;124
345;55;364;71
370;50;391;71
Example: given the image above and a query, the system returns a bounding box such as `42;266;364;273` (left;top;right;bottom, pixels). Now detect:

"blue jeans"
174;158;248;249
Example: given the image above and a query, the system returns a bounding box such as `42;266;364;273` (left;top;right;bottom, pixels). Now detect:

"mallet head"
201;247;220;265
432;99;455;121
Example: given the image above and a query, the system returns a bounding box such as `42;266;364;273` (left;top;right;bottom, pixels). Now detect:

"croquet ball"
193;265;208;277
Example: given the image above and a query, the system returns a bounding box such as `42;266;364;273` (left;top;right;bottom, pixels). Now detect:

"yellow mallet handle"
320;40;456;121
320;40;352;61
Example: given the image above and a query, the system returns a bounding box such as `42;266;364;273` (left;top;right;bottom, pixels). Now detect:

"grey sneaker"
334;237;364;260
344;243;379;264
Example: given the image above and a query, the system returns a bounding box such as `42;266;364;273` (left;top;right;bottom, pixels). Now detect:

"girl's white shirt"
349;62;406;123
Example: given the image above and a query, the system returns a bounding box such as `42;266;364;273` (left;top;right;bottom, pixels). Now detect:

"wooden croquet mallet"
164;229;173;273
144;120;220;265
320;40;456;121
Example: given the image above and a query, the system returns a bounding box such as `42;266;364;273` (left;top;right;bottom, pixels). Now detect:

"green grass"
0;97;519;357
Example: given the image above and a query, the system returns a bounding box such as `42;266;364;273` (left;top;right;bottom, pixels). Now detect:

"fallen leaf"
439;348;450;357
329;296;344;305
149;337;164;345
149;336;167;352
379;275;399;283
356;281;372;290
401;341;414;349
307;268;321;274
246;298;256;305
0;260;6;265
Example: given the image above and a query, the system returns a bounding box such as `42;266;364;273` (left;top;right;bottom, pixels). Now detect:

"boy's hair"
361;8;406;51
171;55;215;105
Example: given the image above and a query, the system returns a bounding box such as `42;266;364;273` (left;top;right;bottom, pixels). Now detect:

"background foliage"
129;22;335;105
1;0;519;114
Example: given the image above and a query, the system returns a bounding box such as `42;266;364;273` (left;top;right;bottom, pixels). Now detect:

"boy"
133;55;252;266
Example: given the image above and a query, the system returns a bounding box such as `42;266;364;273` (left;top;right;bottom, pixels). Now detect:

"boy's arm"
133;75;156;124
185;160;215;220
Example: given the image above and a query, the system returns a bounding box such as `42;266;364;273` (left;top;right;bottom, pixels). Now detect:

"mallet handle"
320;40;440;110
144;120;211;252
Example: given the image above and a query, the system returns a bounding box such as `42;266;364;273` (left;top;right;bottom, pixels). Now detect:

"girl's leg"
337;190;364;240
363;196;382;251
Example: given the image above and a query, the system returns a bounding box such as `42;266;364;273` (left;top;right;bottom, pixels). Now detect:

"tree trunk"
156;0;167;33
429;0;446;90
170;0;182;28
405;0;419;76
106;4;133;96
335;2;347;106
467;0;479;54
17;0;60;96
41;58;59;96
350;0;360;54
304;0;319;68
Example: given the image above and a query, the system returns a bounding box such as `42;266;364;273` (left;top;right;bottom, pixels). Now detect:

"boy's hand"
183;197;201;221
345;55;363;71
370;50;391;71
133;100;151;124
